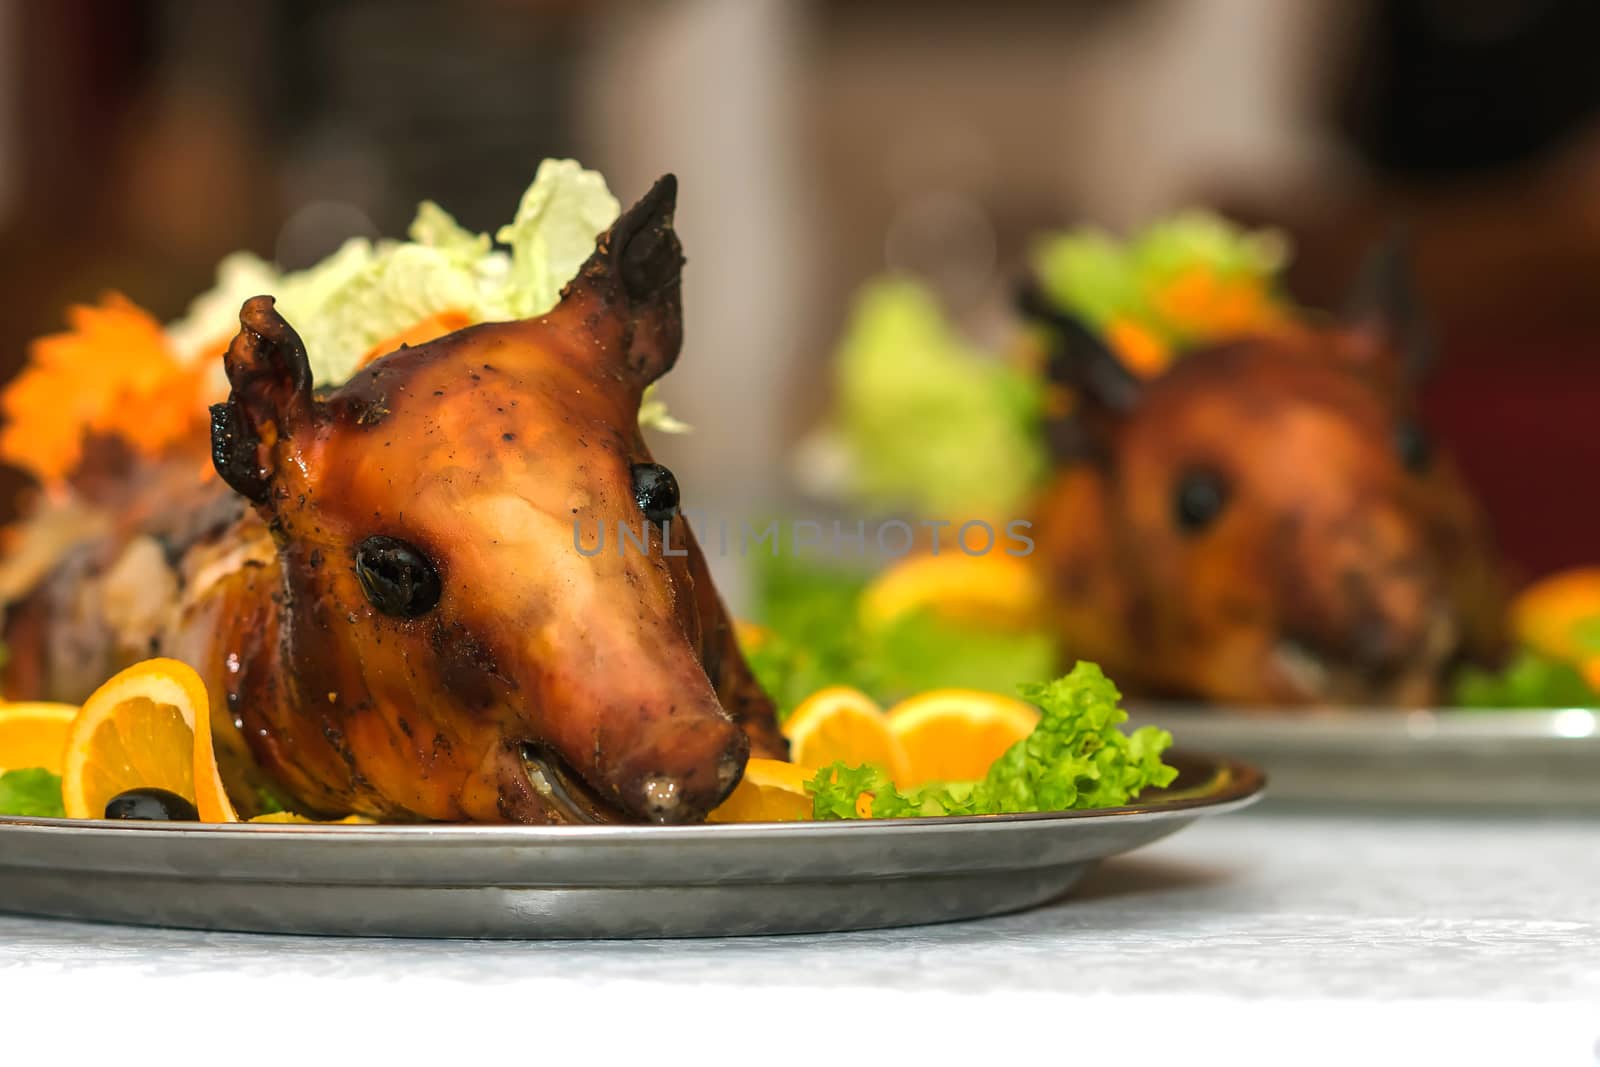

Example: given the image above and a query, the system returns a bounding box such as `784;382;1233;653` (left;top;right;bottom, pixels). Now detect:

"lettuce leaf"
1450;649;1600;709
0;768;65;818
409;200;493;259
825;278;1046;519
742;554;882;717
805;661;1177;818
495;158;621;319
873;611;1059;703
1031;229;1138;329
1131;212;1289;286
294;242;489;385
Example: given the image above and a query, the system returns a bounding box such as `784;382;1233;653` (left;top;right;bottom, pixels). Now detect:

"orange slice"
859;552;1045;631
60;658;238;822
782;686;907;778
0;701;79;774
706;758;814;823
249;813;375;825
1512;567;1600;664
887;689;1040;787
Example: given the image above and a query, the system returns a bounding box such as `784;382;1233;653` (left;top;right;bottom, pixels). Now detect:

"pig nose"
1351;615;1404;678
1343;572;1455;684
640;776;683;821
637;753;742;821
621;729;748;824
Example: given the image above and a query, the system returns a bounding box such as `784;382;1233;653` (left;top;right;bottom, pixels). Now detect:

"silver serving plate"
1129;705;1599;810
0;752;1260;939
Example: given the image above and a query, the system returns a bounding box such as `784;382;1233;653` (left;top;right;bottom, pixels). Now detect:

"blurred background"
1;0;1598;605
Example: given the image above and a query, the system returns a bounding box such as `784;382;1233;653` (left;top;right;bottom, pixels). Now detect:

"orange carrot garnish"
357;309;473;370
0;293;209;485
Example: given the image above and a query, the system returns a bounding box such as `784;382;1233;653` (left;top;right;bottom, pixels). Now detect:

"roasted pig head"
210;175;785;824
1024;239;1506;708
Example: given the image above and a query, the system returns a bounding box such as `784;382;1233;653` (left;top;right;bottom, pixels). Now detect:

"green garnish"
1450;649;1600;709
743;552;1058;721
1031;211;1292;344
824;278;1047;519
805;661;1178;819
0;768;66;818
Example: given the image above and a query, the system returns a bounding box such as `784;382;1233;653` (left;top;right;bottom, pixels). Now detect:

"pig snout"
611;712;749;823
1271;503;1459;702
534;652;750;824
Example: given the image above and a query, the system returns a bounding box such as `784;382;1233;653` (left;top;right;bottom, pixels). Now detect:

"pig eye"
631;463;680;524
355;536;442;617
1394;420;1431;474
1173;468;1229;534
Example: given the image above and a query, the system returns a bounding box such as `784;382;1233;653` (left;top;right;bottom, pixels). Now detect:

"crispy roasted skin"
1;176;787;822
1027;309;1506;709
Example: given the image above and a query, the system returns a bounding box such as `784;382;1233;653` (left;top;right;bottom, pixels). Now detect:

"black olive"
630;463;680;524
105;788;199;822
1173;468;1230;534
355;535;442;617
1394;420;1431;474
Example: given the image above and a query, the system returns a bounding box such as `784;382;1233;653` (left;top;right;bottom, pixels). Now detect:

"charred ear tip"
224;293;313;399
642;173;677;216
234;294;304;351
612;175;685;303
238;294;279;329
618;173;678;233
1013;278;1140;410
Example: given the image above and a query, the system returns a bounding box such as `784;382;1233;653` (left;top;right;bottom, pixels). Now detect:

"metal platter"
1129;706;1598;810
0;752;1260;940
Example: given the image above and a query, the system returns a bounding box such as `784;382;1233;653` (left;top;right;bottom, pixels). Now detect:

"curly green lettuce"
0;768;65;818
806;661;1177;819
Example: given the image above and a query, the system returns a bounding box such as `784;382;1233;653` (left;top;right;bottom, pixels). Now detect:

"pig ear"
1342;227;1436;382
210;295;315;504
560;174;685;386
1016;280;1142;414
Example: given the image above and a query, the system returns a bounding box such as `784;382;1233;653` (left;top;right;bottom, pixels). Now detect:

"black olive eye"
355;535;442;617
1395;420;1431;474
105;788;199;822
1173;468;1230;534
631;463;680;524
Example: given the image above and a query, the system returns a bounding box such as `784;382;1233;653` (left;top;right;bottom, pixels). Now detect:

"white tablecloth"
2;811;1596;1064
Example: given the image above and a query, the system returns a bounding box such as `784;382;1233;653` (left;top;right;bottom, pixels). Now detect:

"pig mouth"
518;743;628;824
1268;609;1460;708
514;738;744;825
